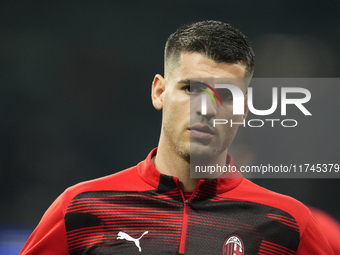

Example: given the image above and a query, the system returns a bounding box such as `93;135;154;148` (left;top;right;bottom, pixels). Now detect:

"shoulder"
238;178;307;211
296;209;335;254
226;178;311;236
58;164;154;214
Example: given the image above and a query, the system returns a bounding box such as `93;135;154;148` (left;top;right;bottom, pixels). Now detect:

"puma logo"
117;231;148;252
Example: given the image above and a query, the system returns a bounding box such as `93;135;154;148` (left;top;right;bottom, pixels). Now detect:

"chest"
65;191;299;255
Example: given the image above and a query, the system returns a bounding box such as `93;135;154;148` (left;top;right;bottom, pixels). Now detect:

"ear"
243;94;249;121
151;74;166;110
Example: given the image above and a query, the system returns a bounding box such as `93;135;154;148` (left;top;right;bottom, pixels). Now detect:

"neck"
153;135;199;191
152;132;229;191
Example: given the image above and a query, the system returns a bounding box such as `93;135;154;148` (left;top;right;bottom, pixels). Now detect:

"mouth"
189;125;215;139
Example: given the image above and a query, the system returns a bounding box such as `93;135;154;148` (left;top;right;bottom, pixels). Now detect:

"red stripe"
266;213;299;231
260;240;295;255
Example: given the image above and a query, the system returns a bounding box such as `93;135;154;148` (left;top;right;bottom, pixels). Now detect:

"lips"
189;125;215;139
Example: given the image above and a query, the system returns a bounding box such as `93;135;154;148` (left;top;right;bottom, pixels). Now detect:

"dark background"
1;0;339;238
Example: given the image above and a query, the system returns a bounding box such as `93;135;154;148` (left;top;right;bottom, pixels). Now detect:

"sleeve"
309;207;340;255
296;210;334;255
19;193;69;255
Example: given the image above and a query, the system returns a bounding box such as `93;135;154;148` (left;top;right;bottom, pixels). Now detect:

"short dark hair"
165;20;255;77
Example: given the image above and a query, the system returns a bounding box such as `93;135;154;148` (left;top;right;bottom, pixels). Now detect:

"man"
20;21;333;254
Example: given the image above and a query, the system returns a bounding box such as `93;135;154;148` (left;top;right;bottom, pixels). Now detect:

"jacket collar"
137;148;243;195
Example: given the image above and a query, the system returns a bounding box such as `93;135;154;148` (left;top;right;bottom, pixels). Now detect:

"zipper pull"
185;199;189;206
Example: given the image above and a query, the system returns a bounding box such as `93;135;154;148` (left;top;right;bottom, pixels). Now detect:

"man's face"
155;52;248;161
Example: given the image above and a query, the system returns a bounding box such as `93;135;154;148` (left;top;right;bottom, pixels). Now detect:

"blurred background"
1;0;340;253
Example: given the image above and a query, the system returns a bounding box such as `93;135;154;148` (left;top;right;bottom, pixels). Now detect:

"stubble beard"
162;118;191;163
162;116;240;165
190;124;240;165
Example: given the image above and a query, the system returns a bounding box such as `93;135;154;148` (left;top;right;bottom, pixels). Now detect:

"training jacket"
20;148;333;255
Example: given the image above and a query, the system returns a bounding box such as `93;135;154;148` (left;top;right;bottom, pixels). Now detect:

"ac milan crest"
223;235;244;255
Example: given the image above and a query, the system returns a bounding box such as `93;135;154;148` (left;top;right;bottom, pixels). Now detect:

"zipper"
177;180;204;254
179;198;190;253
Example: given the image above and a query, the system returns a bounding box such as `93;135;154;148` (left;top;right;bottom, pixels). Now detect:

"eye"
216;89;233;101
184;84;202;94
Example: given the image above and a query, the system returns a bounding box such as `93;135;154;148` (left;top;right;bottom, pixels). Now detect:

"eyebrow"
177;79;191;85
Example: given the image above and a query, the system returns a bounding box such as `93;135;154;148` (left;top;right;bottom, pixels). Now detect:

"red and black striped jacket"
20;148;333;255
